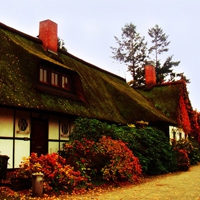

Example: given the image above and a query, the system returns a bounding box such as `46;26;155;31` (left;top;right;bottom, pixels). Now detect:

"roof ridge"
0;22;41;44
59;48;126;82
0;21;125;82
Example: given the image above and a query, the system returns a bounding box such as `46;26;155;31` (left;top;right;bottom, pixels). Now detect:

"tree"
111;23;189;86
58;37;67;51
176;72;190;83
111;23;147;87
156;56;180;83
148;25;185;83
148;24;170;67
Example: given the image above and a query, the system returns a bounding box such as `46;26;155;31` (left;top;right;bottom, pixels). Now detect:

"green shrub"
123;127;177;175
70;117;115;142
70;117;178;175
172;138;200;166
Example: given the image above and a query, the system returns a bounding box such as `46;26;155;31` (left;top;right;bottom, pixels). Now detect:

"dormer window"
35;60;85;102
39;67;71;91
40;68;48;83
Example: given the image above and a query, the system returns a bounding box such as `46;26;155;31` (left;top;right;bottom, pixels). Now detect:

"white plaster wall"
0;108;13;137
14;140;30;168
60;141;67;150
49;115;59;140
0;139;13;168
48;141;59;153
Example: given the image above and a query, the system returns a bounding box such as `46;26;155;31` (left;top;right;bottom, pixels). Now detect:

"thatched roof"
0;22;174;125
136;81;193;131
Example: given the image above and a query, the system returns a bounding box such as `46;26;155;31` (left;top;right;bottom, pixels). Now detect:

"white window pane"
62;76;68;88
39;69;43;81
44;70;47;82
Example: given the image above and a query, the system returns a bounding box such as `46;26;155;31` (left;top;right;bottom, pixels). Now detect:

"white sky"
1;0;200;110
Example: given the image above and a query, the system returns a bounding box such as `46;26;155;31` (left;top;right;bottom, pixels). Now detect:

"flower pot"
11;177;32;191
0;155;9;180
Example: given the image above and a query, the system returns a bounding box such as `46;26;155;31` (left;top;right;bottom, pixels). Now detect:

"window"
173;131;176;140
179;132;182;140
61;123;69;135
62;76;70;90
39;67;71;91
40;68;48;83
60;122;70;138
18;118;28;131
51;72;59;86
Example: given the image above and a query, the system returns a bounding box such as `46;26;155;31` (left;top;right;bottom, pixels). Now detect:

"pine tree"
148;25;184;83
156;56;180;83
111;23;189;85
111;23;147;87
148;24;170;67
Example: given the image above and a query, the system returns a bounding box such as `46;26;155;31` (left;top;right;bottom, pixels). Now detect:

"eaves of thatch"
0;22;174;125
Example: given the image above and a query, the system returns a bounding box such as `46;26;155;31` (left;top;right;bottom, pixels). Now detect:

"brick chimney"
145;65;156;87
39;19;58;53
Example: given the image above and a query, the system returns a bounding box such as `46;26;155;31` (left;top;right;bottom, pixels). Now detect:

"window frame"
39;68;49;84
61;75;71;91
51;71;59;87
39;66;71;91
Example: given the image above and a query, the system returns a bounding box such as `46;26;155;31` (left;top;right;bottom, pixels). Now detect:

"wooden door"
31;117;48;156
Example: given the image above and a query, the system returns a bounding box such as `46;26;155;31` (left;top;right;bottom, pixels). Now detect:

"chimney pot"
145;65;156;87
39;19;58;53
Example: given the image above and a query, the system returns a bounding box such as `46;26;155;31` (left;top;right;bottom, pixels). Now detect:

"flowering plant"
176;149;190;171
15;153;86;193
98;136;142;182
63;136;142;183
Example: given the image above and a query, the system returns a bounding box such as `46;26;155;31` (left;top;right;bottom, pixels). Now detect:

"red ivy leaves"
178;95;191;134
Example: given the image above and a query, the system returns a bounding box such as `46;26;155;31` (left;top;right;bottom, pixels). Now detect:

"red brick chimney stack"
145;65;156;87
39;19;58;53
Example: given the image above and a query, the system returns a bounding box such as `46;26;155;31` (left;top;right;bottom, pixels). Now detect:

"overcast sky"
1;0;200;110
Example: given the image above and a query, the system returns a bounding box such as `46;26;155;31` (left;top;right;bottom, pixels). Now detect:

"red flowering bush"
98;136;142;182
15;153;86;193
63;136;142;183
62;139;98;181
176;149;190;171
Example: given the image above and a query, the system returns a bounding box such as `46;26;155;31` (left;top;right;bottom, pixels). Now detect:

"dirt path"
65;165;200;200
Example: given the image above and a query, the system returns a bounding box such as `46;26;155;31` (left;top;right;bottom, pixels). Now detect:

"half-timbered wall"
0;107;72;168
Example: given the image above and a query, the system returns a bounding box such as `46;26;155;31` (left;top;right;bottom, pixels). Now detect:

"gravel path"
65;165;200;200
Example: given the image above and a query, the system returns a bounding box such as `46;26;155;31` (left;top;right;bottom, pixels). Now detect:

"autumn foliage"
177;95;191;134
14;136;142;195
11;117;200;198
176;149;190;171
14;153;86;193
62;136;142;183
